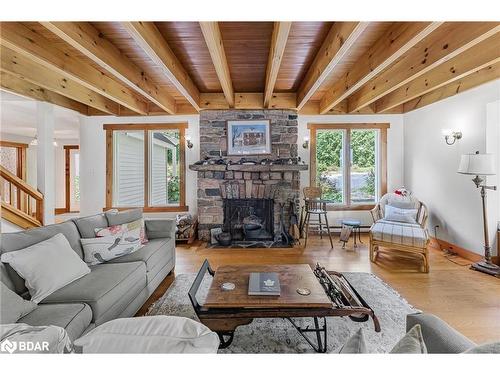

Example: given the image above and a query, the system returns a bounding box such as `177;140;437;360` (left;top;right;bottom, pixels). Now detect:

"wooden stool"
303;189;333;248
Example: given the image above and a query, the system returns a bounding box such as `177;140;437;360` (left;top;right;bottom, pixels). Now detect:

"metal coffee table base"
286;316;327;353
216;316;328;352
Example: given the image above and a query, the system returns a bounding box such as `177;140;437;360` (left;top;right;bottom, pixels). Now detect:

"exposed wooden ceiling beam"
296;22;370;110
41;22;176;114
319;22;443;114
0;22;148;115
1;46;119;114
0;71;89;115
199;22;234;107
199;93;296;110
347;22;500;113
264;22;292;108
375;33;500;113
122;21;201;111
403;62;500;113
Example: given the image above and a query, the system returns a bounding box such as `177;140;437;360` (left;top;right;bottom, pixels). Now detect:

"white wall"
403;79;500;256
79;115;200;219
298;114;405;227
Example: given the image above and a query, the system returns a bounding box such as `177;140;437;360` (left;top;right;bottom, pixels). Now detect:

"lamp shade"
458;153;496;175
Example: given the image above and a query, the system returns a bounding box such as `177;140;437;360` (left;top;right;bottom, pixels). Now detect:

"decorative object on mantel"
458;151;500;277
175;214;197;244
227;120;271;156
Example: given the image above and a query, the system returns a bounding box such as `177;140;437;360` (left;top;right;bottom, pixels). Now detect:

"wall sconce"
186;135;193;149
442;129;462;145
302;136;309;149
29;136;58;147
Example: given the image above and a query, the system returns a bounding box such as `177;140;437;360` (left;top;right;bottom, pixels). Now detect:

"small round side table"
340;219;363;248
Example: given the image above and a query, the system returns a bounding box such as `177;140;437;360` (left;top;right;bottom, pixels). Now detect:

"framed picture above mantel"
227;120;271;156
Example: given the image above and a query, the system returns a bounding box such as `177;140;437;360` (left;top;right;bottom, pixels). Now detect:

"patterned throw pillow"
95;218;148;244
80;227;143;266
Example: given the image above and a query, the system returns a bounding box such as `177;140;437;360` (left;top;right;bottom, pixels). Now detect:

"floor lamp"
458;151;500;277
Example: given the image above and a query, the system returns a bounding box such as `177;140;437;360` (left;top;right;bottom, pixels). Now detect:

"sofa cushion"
1;221;84;295
41;262;146;325
144;219;175;239
1;234;91;303
18;303;92;342
108;238;174;279
106;208;143;226
0;281;37;324
73;214;109;238
464;342;500;353
371;220;428;248
407;313;475;353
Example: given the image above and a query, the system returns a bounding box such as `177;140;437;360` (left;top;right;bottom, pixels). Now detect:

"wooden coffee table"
189;260;380;352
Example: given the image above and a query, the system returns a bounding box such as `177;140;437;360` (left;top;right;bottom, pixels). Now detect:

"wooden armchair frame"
369;195;430;273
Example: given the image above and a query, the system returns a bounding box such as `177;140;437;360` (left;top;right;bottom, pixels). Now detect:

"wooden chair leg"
323;213;333;248
423;249;430;273
318;214;323;239
304;212;310;248
369;242;374;262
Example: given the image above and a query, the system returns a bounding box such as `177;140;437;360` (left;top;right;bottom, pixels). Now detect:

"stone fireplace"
190;109;307;243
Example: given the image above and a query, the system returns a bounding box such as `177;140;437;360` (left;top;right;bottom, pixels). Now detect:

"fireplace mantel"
189;164;308;172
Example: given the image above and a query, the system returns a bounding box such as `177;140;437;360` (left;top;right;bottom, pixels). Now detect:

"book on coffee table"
248;272;280;296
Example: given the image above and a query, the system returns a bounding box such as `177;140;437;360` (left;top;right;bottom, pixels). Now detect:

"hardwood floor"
137;234;500;344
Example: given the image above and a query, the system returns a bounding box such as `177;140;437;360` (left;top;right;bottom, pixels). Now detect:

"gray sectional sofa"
0;212;176;341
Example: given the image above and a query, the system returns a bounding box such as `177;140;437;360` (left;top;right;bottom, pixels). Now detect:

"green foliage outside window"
316;129;376;203
166;138;180;204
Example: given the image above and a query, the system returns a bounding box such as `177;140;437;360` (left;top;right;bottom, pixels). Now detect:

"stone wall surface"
196;109;302;241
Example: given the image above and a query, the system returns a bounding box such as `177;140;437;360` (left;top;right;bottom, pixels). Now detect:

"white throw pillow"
0;233;90;303
74;316;220;353
0;281;37;324
384;205;418;222
80;228;143;266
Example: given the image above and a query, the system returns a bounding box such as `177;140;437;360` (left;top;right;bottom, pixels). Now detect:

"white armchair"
369;193;430;272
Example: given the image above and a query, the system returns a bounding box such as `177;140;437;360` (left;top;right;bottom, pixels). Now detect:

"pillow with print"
95;218;148;244
81;226;143;266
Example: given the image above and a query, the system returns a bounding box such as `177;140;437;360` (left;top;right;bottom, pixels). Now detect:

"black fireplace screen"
223;198;274;241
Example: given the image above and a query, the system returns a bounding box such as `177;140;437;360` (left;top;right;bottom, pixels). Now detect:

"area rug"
146;272;418;353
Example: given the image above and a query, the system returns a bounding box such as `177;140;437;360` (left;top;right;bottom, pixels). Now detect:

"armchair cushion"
371;220;428;248
384;205;418;222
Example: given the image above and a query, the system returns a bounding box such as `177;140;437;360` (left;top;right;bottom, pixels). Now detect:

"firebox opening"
223;198;274;241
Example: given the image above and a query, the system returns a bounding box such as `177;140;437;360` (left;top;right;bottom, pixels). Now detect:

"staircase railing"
0;165;43;228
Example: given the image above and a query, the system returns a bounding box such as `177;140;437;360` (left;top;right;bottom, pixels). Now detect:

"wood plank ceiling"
1;21;499;116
